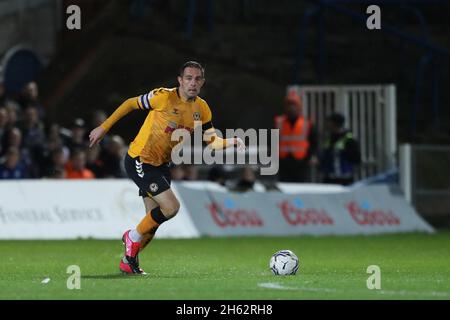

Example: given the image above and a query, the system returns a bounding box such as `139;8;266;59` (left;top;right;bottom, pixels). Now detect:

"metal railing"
289;84;397;181
399;144;450;221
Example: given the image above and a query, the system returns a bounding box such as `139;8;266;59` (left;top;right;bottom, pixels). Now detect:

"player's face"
178;67;205;100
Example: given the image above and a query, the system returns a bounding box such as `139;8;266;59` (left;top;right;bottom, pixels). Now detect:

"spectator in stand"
18;81;45;119
319;113;361;186
0;147;29;179
20;106;45;149
86;144;104;178
65;149;95;179
43;147;68;178
207;165;227;186
0;81;6;106
99;135;126;178
274;89;318;182
67;118;89;153
20;105;46;174
170;165;185;180
183;164;199;181
41;123;70;175
48;167;66;179
0;107;8;154
46;123;70;153
1;127;32;169
232;166;257;192
46;125;68;151
5;103;19;130
86;110;110;146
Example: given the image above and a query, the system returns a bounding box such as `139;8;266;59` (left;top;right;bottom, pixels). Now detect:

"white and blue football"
269;250;299;275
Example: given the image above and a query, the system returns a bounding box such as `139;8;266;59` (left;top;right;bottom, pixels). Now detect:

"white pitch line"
258;282;336;293
258;282;450;297
376;289;450;297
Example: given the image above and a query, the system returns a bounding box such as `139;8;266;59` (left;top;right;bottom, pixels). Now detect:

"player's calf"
140;226;158;250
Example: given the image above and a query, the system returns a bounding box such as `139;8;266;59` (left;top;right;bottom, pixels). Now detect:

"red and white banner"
0;180;433;239
175;182;433;236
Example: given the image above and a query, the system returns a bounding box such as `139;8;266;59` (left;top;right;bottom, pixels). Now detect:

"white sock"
129;229;143;242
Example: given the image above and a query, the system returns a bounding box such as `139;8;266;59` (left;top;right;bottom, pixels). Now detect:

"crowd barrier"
0;180;433;239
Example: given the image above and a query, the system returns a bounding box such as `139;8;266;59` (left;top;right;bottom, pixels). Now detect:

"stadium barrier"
0;180;199;240
0;180;433;240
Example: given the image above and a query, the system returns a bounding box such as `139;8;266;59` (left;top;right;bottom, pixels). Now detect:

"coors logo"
207;199;264;228
277;198;334;226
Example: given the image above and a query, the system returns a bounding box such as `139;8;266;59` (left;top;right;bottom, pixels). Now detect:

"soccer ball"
269;250;299;275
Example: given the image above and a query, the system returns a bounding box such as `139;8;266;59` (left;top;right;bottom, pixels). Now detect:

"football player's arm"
89;97;140;147
202;123;246;151
200;102;245;151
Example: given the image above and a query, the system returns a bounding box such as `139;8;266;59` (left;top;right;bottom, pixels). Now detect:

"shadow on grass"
81;274;146;280
82;273;203;280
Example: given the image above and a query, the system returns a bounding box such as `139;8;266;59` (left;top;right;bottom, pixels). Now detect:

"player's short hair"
180;61;205;78
327;113;345;128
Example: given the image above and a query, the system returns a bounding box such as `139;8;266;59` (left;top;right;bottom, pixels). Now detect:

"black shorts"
124;154;171;198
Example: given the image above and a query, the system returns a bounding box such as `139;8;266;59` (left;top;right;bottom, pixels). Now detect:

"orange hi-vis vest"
275;115;311;160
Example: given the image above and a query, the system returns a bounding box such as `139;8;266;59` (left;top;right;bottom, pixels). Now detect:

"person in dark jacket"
319;113;361;185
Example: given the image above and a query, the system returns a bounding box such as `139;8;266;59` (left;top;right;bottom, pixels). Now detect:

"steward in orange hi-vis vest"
275;89;318;182
275;115;311;160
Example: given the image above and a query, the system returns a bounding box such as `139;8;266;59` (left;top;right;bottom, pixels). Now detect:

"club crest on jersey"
149;183;159;193
172;108;179;115
193;112;201;121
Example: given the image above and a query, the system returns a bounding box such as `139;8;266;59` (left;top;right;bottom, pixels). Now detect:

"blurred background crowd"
0;0;449;206
0;79;361;191
0;81;129;180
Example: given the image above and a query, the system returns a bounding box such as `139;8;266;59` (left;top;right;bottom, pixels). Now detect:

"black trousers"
278;157;310;182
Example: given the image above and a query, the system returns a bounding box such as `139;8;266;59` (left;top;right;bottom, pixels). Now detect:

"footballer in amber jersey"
110;87;212;166
89;61;245;275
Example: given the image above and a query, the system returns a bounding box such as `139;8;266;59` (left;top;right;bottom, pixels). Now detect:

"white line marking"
258;282;450;297
41;278;51;284
258;282;336;293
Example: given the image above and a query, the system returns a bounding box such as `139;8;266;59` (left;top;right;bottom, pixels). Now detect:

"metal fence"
288;84;397;181
400;144;450;221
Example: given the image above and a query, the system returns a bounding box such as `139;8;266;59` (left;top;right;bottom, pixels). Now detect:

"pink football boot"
119;230;146;275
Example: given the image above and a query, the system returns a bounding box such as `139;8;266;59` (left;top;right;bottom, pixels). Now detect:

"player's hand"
89;126;106;148
234;137;246;152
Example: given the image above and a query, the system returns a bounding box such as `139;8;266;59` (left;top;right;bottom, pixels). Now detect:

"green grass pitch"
1;233;449;300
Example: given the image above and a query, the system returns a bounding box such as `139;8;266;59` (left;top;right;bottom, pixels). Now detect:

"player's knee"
162;200;180;219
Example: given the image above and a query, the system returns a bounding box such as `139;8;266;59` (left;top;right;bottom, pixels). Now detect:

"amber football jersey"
127;87;212;165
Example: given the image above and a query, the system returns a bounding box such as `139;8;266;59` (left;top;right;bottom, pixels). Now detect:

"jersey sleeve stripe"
142;94;150;109
137;96;144;109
